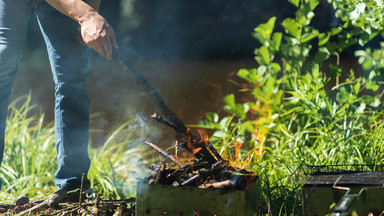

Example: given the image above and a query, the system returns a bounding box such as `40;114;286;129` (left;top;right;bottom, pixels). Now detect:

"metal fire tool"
112;50;222;162
112;50;187;133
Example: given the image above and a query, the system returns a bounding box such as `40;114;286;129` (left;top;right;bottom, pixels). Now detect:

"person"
0;0;117;198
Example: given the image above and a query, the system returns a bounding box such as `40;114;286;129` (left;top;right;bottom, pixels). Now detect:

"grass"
0;95;154;202
0;96;56;201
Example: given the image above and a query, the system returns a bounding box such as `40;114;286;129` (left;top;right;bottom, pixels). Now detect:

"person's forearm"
45;0;98;25
45;0;117;60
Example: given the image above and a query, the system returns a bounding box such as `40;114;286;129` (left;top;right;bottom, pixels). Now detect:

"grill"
302;165;384;216
136;180;258;216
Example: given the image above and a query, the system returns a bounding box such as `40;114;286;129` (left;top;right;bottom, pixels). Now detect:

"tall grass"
0;95;153;202
88;120;153;199
0;96;57;201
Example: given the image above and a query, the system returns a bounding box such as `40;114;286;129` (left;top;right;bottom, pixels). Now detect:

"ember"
143;113;257;190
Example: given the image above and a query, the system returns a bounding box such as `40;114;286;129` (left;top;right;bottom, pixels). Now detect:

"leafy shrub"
199;0;384;214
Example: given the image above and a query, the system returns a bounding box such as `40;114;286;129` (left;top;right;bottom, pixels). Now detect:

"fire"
226;139;263;170
187;129;202;155
234;141;242;161
197;128;209;147
227;141;252;169
254;128;264;156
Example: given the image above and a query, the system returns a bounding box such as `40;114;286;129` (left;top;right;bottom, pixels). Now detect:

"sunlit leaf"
271;32;283;52
318;32;330;46
253;17;276;44
314;47;331;64
350;2;366;21
365;81;380;91
375;0;383;7
270;63;281;74
353;79;361;95
301;29;319;43
356;102;366;114
289;0;300;7
282;18;302;39
255;46;270;65
308;0;320;10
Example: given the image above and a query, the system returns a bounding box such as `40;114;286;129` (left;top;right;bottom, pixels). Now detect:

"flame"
226;140;261;170
254;128;264;156
227;141;250;169
197;129;209;146
162;211;168;215
234;141;242;161
187;129;202;155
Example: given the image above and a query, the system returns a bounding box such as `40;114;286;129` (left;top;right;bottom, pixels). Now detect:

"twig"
144;141;184;167
16;201;48;216
96;193;101;208
154;161;165;184
208;142;224;161
79;173;85;206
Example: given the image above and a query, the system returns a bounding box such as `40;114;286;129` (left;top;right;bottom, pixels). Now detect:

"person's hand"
80;13;118;60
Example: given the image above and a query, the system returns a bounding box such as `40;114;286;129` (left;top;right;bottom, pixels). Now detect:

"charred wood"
144;141;184;167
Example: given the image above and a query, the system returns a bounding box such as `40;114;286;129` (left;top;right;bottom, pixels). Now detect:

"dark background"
12;0;338;145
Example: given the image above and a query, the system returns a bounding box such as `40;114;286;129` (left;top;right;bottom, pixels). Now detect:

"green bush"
199;0;384;214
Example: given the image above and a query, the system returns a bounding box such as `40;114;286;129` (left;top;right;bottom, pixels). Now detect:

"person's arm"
45;0;118;60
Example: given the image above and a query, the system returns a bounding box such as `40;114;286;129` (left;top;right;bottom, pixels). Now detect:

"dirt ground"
0;194;135;216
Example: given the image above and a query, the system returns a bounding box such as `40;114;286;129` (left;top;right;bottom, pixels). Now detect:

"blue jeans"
0;0;91;190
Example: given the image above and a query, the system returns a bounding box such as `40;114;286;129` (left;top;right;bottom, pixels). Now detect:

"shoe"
46;188;67;207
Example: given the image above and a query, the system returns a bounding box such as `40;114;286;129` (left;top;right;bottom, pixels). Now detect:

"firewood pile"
142;113;257;191
0;189;135;216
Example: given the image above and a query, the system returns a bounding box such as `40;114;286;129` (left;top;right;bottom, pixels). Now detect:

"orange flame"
187;129;202;155
234;141;242;161
254;128;264;156
197;129;209;147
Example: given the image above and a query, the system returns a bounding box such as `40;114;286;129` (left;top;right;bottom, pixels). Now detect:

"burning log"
144;140;257;190
114;50;257;191
143;112;257;190
151;113;219;163
198;180;234;189
180;174;200;186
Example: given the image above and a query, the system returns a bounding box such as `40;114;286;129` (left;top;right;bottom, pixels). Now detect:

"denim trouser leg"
0;0;33;182
36;2;91;190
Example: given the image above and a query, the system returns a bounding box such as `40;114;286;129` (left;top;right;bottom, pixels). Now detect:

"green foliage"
0;95;151;201
88;120;152;200
199;0;384;214
0;96;57;201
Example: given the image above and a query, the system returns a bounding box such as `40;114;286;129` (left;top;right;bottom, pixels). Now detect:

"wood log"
198;180;234;189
